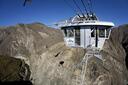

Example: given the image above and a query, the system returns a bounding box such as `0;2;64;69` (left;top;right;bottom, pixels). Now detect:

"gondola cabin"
59;15;114;49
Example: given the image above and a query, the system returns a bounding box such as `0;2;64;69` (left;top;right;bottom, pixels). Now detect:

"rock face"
101;24;128;85
0;23;128;85
83;24;128;85
0;23;85;85
0;23;63;57
0;55;30;81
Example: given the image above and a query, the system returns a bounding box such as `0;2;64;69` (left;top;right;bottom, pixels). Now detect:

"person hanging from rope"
23;0;32;6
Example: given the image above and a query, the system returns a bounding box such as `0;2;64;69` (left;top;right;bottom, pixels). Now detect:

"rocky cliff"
0;23;128;85
101;24;128;85
0;23;85;85
80;24;128;85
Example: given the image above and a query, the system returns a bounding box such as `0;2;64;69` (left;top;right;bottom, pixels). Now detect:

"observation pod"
59;15;114;49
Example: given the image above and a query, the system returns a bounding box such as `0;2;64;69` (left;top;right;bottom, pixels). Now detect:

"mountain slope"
0;23;85;85
0;23;128;85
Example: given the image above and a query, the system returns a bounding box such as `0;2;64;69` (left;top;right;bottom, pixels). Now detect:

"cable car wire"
63;0;80;16
72;0;84;16
80;0;88;14
87;0;93;14
90;0;94;12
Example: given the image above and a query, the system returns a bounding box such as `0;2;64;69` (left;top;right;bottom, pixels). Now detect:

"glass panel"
75;28;80;45
106;28;110;38
91;27;95;37
99;29;105;37
67;29;74;37
63;29;67;37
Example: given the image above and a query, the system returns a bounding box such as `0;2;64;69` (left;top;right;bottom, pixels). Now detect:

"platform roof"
60;20;114;28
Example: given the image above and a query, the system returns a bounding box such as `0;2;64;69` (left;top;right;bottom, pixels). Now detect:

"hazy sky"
0;0;128;26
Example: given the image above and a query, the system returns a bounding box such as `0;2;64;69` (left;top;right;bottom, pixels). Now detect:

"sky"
0;0;128;27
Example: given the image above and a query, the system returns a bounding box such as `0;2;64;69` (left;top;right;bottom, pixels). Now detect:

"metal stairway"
75;47;102;85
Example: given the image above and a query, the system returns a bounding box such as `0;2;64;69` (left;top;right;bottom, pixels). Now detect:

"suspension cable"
89;0;93;10
80;0;88;14
87;0;93;14
72;0;84;16
63;0;80;16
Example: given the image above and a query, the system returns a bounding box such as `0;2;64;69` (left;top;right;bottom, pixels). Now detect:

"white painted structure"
58;15;114;49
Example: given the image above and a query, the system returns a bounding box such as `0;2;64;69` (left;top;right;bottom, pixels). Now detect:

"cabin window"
106;28;110;38
91;27;95;37
62;28;74;37
99;29;105;37
67;29;74;37
63;29;67;37
75;28;80;45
